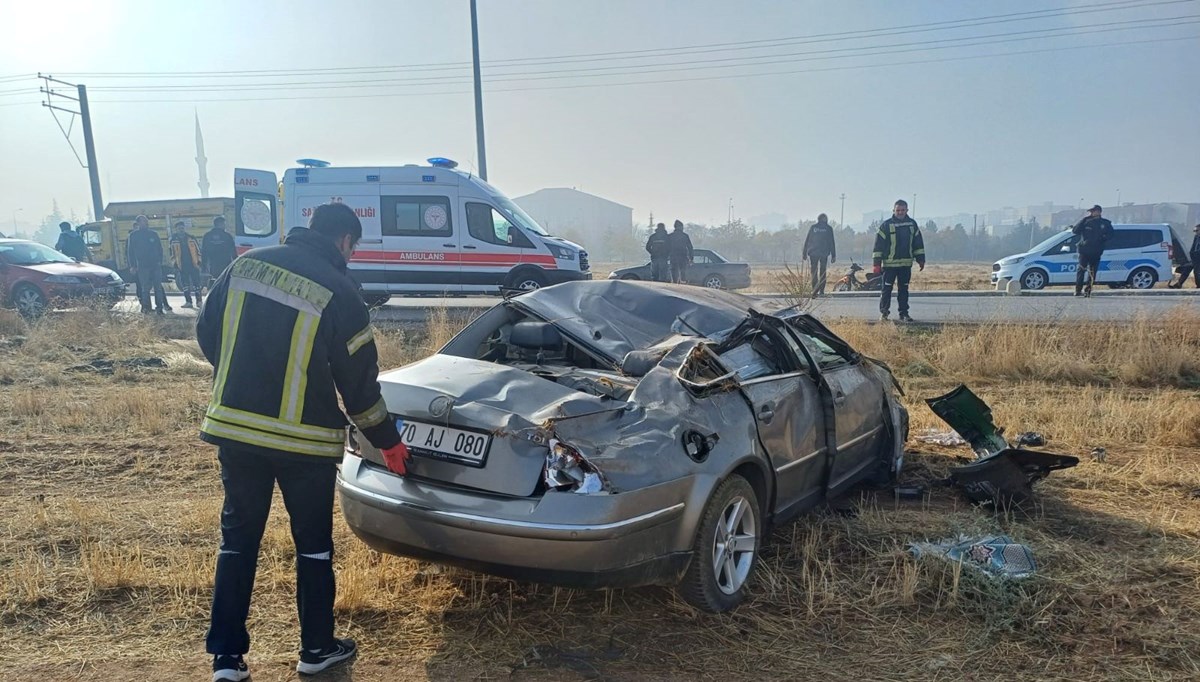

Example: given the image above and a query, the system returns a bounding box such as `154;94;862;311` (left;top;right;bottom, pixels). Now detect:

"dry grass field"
1;306;1198;681
594;261;994;292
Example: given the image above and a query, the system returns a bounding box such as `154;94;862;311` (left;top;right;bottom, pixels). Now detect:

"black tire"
701;273;724;289
12;284;48;319
833;281;851;293
507;269;547;292
1020;268;1048;290
1127;267;1156;290
678;475;760;613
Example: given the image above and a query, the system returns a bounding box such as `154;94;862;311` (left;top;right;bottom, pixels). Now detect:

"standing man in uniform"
872;199;925;322
55;221;91;262
170;221;204;309
1071;204;1114;297
128;215;170;314
1167;223;1200;289
198;203;412;682
202;216;238;285
645;222;670;282
802;213;837;296
668;220;694;284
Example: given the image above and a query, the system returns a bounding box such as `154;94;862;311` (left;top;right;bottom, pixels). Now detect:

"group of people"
800;200;927;321
126;215;238;314
644;220;695;283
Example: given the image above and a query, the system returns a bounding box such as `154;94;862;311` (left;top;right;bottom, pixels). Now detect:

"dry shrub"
0;309;27;336
773;262;815;307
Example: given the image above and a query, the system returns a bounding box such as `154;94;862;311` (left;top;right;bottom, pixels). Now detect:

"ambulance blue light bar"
427;157;458;169
296;158;330;168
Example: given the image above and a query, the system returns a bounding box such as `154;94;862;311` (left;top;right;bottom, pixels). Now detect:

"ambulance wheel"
507;270;546;291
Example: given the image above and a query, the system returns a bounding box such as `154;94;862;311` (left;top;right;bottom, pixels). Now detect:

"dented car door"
717;322;828;517
786;323;886;495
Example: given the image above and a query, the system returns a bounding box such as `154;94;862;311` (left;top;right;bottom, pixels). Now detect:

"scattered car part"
926;385;1079;506
909;534;1037;579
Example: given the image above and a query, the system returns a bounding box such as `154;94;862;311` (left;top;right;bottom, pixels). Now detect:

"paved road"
113;289;1197;323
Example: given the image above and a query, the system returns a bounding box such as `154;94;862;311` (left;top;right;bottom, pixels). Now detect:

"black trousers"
650;258;669;282
1170;264;1199;288
879;266;912;315
178;265;203;302
809;255;829;295
135;262;167;312
670;259;689;284
206;446;338;655
1076;252;1102;293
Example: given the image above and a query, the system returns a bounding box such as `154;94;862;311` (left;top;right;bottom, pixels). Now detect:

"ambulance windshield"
494;196;550;237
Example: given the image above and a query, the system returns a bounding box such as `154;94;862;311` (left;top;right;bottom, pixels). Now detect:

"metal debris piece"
910;534;1037;579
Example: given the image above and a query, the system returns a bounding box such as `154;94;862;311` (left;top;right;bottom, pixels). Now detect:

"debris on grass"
909;534;1037;579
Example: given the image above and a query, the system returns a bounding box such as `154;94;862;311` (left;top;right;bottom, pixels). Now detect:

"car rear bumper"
337;454;693;587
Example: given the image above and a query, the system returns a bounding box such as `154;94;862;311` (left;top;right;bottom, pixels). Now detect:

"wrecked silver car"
338;280;908;612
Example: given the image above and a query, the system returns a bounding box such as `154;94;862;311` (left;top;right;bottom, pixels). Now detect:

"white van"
991;223;1180;290
233;159;590;302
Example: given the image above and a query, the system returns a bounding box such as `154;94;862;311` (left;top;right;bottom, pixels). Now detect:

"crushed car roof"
511;280;779;362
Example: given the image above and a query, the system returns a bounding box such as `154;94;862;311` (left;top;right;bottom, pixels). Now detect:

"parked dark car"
338;280;908;612
607;249;752;290
0;239;125;317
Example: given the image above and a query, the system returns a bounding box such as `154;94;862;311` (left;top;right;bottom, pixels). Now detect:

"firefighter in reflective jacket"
872;199;926;322
196;203;409;679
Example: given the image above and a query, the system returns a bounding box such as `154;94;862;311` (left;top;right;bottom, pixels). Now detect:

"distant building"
1049;202;1200;231
860;210;889;230
513;188;633;244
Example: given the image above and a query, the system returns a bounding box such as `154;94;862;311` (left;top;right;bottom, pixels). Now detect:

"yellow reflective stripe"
211;289;246;405
888;225;898;262
280;311;318;423
208;404;344;442
346;326;374;356
349;397;390;430
230;257;332;312
202;418;343;457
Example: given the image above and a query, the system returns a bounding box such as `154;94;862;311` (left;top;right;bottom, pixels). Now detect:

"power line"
53;0;1192;79
78;16;1199;93
58;34;1191;105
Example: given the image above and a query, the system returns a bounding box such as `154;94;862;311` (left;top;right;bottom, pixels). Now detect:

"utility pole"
839;193;846;228
39;74;104;222
470;0;488;181
912;193;917;216
1116;188;1120;206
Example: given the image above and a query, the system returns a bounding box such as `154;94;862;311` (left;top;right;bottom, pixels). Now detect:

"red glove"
872;264;882;275
381;442;411;475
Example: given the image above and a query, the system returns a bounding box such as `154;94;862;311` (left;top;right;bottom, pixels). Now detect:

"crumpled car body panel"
340;280;908;589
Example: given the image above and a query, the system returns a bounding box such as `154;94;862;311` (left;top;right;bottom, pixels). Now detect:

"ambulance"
234;159;590;302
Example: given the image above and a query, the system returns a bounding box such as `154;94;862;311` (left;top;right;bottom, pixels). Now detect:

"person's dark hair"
213;215;226;227
894;199;908;208
174;221;186;228
673;219;683;229
309;202;362;242
656;222;665;229
59;221;71;231
818;213;828;222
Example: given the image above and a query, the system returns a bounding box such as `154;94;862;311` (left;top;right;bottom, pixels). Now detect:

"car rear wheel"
702;274;724;289
1020;269;1048;290
679;474;760;612
13;284;48;319
1127;267;1156;290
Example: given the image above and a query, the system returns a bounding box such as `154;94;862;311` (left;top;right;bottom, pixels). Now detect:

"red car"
0;238;125;317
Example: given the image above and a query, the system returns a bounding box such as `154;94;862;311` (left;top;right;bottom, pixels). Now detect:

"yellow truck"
80;197;236;277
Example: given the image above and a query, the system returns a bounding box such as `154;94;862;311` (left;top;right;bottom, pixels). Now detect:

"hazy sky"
1;0;1198;232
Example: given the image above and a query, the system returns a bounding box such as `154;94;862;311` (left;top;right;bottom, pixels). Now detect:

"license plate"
396;418;491;467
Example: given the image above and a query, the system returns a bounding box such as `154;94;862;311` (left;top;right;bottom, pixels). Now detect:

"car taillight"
1167;242;1174;259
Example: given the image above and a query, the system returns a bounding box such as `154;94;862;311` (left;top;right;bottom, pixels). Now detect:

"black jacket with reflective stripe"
872;216;926;268
196;227;401;460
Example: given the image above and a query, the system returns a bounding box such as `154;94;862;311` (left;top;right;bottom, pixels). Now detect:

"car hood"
21;261;117;279
511;279;770;364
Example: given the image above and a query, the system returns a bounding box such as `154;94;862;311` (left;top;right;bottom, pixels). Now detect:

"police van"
992;223;1181;290
234;159;590;302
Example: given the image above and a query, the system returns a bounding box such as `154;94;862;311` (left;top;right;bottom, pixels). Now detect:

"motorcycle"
832;261;884;292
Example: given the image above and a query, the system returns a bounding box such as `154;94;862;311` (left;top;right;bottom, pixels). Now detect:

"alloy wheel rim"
711;495;757;595
16;290;44;316
704;277;722;288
